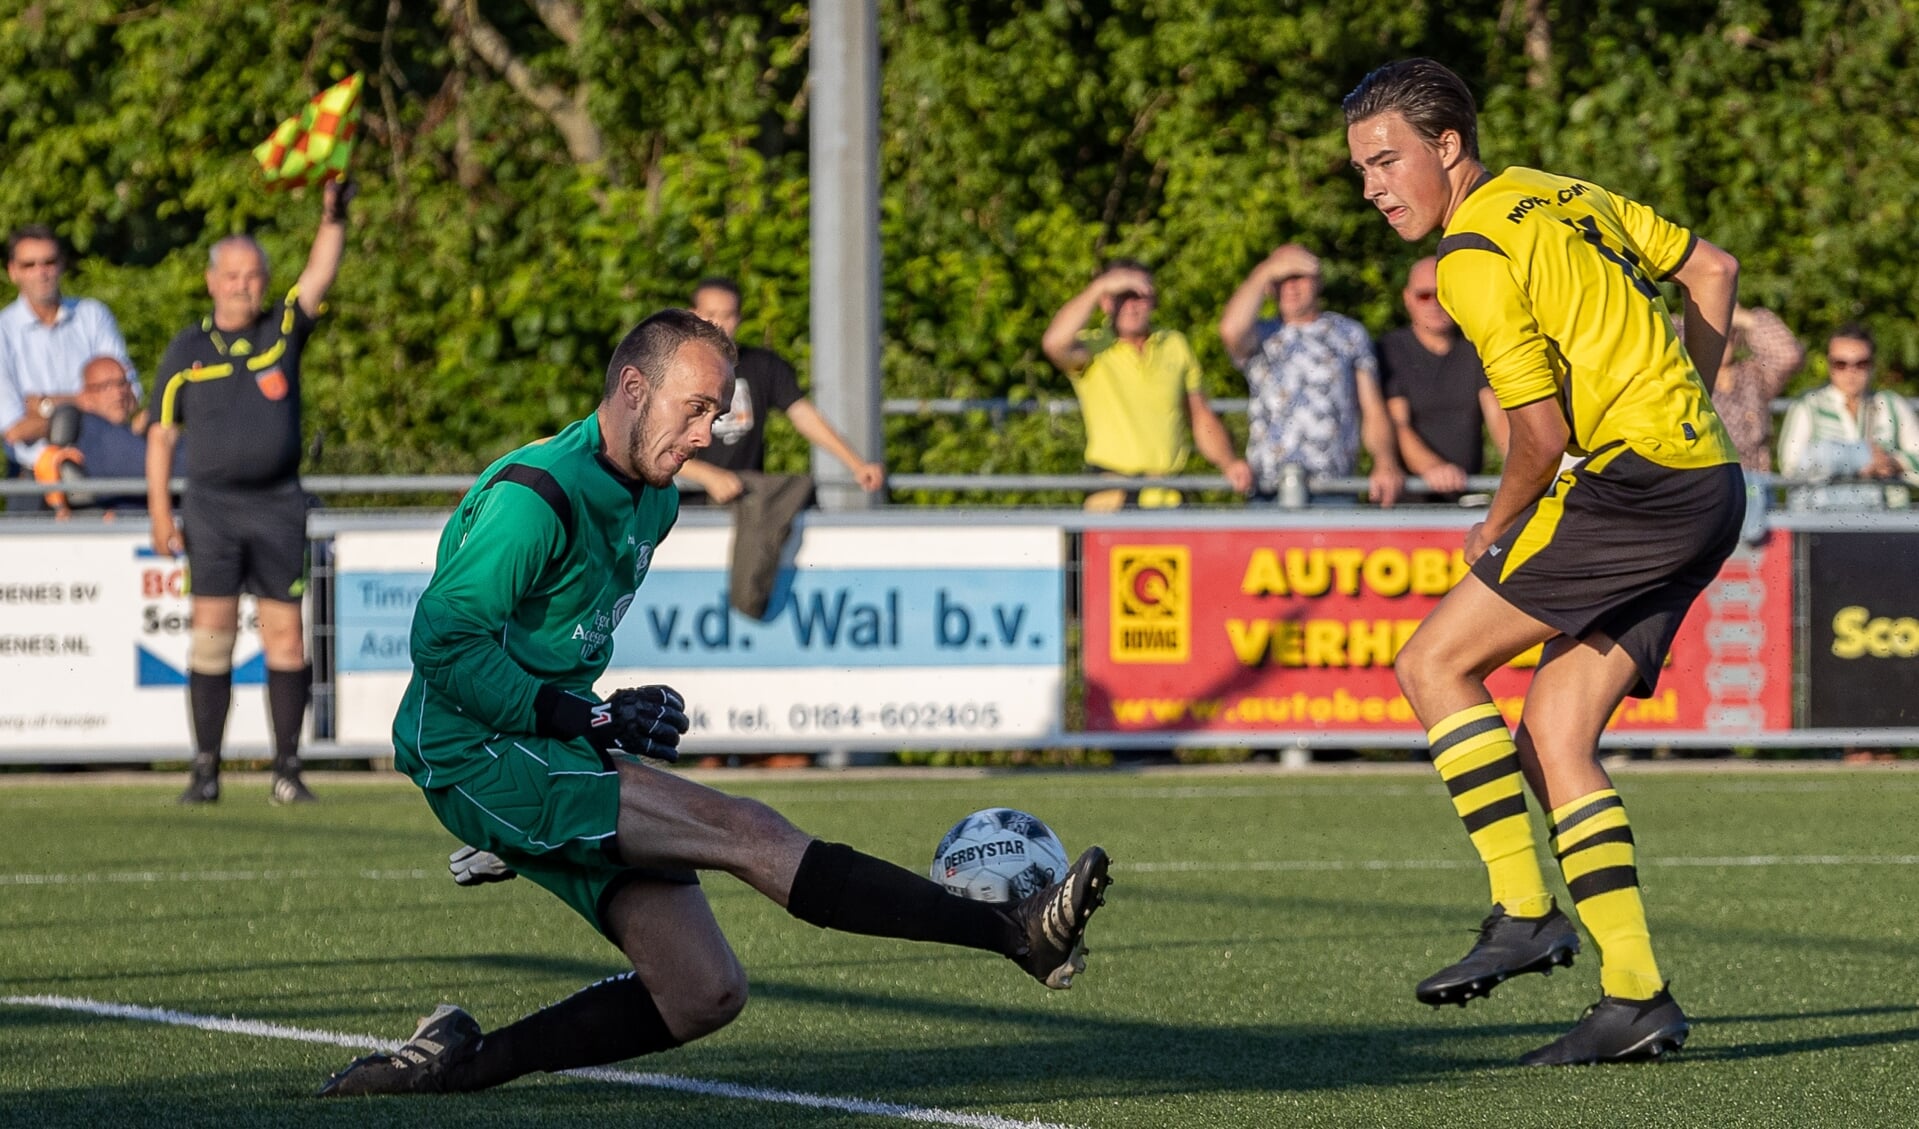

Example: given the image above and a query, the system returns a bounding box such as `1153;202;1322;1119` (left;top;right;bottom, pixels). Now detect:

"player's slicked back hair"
1342;58;1480;161
604;308;738;401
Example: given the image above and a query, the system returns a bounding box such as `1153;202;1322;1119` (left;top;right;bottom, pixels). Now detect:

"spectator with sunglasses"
0;224;136;487
1378;255;1508;503
1778;323;1919;509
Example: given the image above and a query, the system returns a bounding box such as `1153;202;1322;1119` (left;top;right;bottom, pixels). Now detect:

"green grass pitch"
4;766;1918;1127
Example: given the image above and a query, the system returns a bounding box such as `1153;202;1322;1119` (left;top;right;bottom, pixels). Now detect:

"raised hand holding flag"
254;72;363;190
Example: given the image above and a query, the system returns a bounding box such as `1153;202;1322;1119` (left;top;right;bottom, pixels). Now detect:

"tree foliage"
1;1;1913;484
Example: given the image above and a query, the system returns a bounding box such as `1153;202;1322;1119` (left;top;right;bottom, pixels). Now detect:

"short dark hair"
1829;322;1875;356
7;224;63;265
603;309;738;401
691;276;741;303
1342;58;1480;161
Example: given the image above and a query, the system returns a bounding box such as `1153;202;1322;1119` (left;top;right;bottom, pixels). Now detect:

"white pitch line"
0;994;1078;1129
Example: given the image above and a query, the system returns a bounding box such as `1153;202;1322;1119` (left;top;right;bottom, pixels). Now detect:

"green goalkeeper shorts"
421;735;696;942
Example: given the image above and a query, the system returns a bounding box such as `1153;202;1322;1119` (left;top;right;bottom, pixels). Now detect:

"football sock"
1552;788;1664;1000
444;972;680;1091
266;665;310;771
786;840;1021;955
1429;703;1553;918
187;671;232;759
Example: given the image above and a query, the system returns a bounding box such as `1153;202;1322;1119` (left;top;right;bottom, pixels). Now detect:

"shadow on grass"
4;988;1918;1124
0;1065;887;1129
716;980;1919;1098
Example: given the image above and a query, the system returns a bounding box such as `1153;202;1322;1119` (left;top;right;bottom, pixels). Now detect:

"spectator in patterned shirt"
1709;305;1804;540
1220;244;1403;506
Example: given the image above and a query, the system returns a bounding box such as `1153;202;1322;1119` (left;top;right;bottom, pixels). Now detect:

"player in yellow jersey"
1343;58;1743;1065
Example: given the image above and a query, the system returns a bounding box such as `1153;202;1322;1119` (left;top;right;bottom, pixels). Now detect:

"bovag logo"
1110;545;1189;664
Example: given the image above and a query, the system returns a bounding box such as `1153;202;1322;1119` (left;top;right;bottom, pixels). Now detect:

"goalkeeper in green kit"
318;309;1110;1097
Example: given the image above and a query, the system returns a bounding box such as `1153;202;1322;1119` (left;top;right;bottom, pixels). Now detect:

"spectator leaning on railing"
1042;259;1251;510
680;275;885;505
1219;243;1404;506
1776;323;1919;510
32;355;184;517
1378;254;1508;503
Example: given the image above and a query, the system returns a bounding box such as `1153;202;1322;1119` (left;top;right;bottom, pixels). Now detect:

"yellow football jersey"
1069;328;1202;476
1436;167;1737;470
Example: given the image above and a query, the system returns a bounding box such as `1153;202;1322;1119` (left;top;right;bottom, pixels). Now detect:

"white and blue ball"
929;808;1069;904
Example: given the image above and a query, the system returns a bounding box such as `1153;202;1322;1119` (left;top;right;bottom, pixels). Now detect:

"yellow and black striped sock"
1429;703;1552;919
1551;788;1663;1000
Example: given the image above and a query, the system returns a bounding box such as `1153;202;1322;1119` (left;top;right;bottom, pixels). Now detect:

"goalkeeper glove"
533;684;690;762
449;845;517;887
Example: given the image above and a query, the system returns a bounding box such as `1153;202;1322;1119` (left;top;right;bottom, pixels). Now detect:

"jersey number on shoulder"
1561;216;1660;301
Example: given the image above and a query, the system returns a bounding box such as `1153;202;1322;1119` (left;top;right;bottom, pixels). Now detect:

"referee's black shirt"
155;288;318;489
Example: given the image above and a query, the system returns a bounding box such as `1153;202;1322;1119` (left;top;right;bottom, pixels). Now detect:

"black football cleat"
1520;986;1690;1065
177;755;220;805
317;1004;482;1097
1009;846;1111;989
1416;902;1580;1007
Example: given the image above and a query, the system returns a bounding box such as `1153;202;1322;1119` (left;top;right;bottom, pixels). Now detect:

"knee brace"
188;627;239;675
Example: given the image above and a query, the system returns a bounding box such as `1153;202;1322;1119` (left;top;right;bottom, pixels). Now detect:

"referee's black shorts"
1473;444;1744;698
181;480;311;602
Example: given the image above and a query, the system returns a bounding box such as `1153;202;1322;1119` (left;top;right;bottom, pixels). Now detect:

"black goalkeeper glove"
534;683;690;762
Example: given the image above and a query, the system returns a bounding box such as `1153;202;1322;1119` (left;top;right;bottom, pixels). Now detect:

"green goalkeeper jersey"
393;414;679;789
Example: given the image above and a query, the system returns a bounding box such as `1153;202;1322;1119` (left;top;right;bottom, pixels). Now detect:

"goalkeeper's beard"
625;393;678;489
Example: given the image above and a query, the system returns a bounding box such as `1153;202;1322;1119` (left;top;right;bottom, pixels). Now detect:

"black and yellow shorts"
1473;445;1744;698
423;737;697;943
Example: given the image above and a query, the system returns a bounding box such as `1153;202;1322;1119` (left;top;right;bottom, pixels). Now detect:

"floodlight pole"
809;0;883;513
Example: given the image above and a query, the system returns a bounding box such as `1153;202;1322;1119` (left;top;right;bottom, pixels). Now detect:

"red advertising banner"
1083;527;1791;736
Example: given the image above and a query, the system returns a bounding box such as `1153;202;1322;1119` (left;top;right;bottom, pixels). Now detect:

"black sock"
187;671;231;760
265;665;310;771
444;972;680;1092
786;840;1020;955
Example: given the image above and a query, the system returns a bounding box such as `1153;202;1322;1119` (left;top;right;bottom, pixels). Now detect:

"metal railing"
0;471;1498;507
0;469;1866;510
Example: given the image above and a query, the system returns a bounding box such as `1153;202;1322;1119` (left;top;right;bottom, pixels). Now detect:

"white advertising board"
0;532;277;759
332;522;1066;750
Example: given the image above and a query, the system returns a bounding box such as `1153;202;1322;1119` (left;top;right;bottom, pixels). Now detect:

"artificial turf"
3;765;1917;1127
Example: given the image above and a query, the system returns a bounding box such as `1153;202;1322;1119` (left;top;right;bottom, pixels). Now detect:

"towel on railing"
727;471;816;620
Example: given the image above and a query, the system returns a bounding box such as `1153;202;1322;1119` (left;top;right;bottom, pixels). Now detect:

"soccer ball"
929;808;1069;904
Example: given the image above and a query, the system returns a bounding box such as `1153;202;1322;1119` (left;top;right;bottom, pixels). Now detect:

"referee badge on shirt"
256;367;289;401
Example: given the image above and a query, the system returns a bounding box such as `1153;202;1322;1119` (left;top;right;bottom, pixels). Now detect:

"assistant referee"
145;179;354;806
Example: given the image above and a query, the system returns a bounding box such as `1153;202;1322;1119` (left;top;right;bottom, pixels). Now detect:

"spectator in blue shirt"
0;225;136;474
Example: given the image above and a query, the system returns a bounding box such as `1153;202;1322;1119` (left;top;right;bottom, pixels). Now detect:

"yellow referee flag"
253;73;363;190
